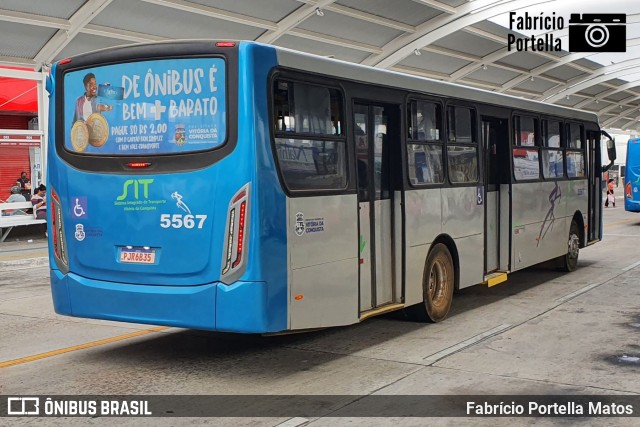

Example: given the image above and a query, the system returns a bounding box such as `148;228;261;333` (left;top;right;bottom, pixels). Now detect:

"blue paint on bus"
48;42;284;333
625;138;640;212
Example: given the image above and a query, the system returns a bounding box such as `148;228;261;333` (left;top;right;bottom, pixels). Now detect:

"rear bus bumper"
625;199;640;212
50;269;275;333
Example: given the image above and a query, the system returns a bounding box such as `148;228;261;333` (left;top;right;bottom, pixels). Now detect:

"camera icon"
569;14;626;52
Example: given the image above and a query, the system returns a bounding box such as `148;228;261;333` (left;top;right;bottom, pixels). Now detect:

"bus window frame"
565;121;586;180
268;70;350;197
53;42;239;174
540;116;565;181
405;96;446;188
511;113;541;182
445;102;480;186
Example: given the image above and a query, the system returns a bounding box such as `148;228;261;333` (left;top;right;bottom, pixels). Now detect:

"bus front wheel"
557;220;580;272
422;243;454;322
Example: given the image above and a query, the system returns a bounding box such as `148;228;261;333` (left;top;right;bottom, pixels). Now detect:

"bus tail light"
50;187;69;274
626;182;633;199
221;183;250;282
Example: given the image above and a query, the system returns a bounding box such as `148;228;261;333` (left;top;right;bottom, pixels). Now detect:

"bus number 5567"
160;214;207;229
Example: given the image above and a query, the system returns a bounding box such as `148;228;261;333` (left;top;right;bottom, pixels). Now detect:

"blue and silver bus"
625;138;640;212
47;40;615;333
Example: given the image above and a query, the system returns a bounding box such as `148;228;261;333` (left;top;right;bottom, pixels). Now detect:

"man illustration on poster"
73;73;112;122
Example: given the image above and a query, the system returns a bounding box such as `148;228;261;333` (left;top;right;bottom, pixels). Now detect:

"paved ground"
1;200;639;426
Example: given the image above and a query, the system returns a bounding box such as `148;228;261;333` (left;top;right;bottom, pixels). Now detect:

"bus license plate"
119;248;155;264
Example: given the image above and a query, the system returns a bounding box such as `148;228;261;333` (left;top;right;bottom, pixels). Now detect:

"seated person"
31;184;47;220
3;186;27;216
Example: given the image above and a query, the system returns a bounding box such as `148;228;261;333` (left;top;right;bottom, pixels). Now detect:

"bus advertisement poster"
62;57;226;155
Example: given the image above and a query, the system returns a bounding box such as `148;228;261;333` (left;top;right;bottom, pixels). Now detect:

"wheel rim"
428;258;450;309
568;233;579;264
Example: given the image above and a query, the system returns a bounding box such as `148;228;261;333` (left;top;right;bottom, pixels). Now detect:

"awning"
0;66;38;113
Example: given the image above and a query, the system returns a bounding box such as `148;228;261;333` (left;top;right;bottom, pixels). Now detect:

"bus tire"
557;220;580;272
422;243;455;322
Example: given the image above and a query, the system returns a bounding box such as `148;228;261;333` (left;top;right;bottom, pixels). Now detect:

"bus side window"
566;123;585;178
541;119;564;179
447;106;478;184
406;100;443;185
512;115;540;181
272;79;347;192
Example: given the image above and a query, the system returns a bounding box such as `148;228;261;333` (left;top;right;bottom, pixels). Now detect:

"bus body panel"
625;139;640;212
48;42;287;333
242;42;288;332
51;267;273;332
287;195;359;329
511;180;587;271
404;188;442;306
441;187;484;289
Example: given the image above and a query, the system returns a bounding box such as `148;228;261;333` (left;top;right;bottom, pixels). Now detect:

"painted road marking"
0;326;169;369
555;283;602;304
622;260;640;271
422;324;512;365
276;417;310;427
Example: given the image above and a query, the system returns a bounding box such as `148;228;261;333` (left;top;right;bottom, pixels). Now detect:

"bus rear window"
62;57;226;155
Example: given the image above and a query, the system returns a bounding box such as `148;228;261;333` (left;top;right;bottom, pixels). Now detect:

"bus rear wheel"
421;243;454;322
557;220;580;272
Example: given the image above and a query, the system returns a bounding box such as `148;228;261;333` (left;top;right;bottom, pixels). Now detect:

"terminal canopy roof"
0;0;639;131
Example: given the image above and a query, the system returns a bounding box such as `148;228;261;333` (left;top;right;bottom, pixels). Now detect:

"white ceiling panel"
337;0;443;26
496;52;550;70
606;92;638;103
431;31;503;58
0;21;55;59
187;0;300;22
275;34;371;64
542;65;588;82
513;78;558;94
0;0;84;19
297;10;404;47
92;0;265;41
578;84;612;97
1;0;639;131
466;65;520;86
398;50;471;75
55;33;130;62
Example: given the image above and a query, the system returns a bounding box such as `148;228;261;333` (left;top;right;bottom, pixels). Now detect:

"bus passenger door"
354;103;396;312
587;130;601;242
482;117;508;273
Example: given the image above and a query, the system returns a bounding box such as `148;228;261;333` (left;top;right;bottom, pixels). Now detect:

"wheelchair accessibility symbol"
72;197;88;218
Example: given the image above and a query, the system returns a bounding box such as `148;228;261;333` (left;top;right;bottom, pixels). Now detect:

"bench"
0;201;46;242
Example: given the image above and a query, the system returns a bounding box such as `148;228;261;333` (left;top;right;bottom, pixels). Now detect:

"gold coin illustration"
70;120;89;152
86;113;109;147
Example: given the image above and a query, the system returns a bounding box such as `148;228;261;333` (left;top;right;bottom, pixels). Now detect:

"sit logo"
117;179;154;201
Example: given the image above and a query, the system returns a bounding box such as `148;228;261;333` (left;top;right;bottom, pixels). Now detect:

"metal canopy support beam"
368;0;553;69
0;8;69;29
257;0;338;45
542;60;640;103
83;24;168;43
33;0;114;69
361;0;499;67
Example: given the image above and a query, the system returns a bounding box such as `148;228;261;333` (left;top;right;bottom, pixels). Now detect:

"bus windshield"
63;57;226;156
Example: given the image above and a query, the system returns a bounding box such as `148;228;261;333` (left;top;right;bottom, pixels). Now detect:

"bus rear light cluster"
221;183;250;281
626;182;632;200
50;187;69;274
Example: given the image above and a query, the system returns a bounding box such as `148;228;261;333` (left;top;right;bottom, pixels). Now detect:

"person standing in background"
605;178;616;208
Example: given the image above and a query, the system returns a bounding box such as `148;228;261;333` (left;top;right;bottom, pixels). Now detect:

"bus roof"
268;42;598;124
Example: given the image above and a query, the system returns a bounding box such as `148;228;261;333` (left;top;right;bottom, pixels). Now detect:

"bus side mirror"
607;138;617;162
